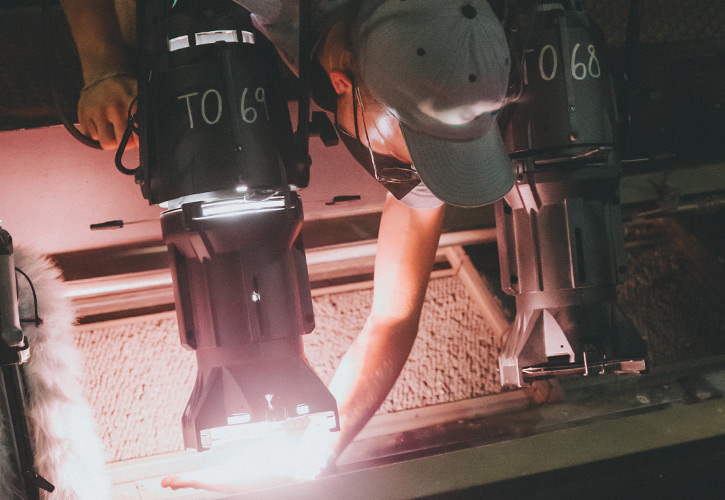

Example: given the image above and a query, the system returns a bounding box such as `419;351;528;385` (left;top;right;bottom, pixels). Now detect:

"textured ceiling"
1;0;724;132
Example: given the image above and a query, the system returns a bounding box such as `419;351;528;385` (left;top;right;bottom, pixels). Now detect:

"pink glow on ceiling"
1;124;386;255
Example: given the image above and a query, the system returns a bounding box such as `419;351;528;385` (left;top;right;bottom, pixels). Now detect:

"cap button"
461;5;477;19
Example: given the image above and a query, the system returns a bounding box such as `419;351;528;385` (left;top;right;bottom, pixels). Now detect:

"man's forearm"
328;195;445;457
328;315;421;457
61;0;131;83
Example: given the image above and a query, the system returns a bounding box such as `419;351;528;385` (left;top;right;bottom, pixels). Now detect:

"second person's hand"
78;72;138;150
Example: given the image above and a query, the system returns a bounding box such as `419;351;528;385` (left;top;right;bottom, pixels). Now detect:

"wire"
15;268;43;327
296;0;312;159
115;96;141;175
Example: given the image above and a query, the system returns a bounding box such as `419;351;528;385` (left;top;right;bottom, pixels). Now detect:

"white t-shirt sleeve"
396;181;445;210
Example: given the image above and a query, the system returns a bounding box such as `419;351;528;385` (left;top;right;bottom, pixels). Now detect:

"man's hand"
61;0;138;149
78;74;137;150
161;415;338;493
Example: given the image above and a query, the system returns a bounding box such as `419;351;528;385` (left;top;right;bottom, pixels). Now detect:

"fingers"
160;476;204;491
161;476;215;492
161;473;252;494
98;119;119;150
77;75;138;150
79;115;98;145
78;102;136;150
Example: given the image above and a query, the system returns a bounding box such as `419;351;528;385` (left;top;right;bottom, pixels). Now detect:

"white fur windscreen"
0;248;111;500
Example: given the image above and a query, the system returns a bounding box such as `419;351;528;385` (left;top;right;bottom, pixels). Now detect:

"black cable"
625;0;642;56
15;268;42;327
41;0;102;149
296;0;312;159
623;0;642;130
115;96;141;175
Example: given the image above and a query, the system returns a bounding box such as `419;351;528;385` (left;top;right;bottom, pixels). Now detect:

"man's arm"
61;0;137;149
328;193;445;458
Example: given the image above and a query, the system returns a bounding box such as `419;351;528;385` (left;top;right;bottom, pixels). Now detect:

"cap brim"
400;120;514;207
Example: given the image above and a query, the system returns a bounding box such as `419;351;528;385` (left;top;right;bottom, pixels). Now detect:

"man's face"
335;84;412;165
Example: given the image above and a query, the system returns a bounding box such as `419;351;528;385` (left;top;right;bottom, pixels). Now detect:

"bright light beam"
162;415;338;493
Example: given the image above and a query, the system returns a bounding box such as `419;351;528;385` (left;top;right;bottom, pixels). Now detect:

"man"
61;0;513;479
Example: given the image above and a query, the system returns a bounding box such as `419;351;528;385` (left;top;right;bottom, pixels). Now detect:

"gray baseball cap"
351;0;514;207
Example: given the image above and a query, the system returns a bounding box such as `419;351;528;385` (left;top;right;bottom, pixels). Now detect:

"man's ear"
328;70;352;95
